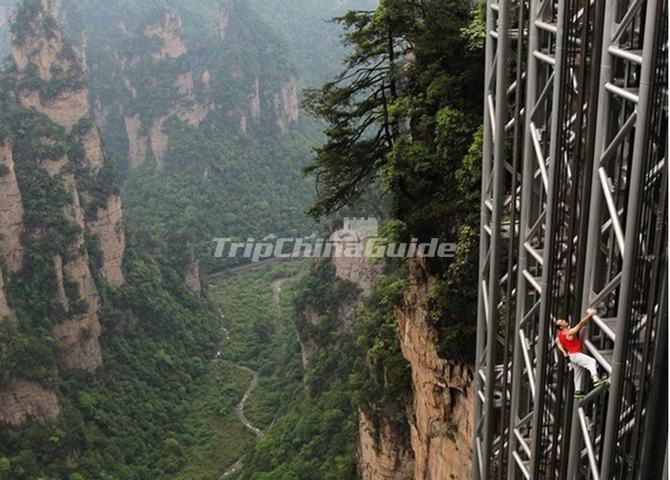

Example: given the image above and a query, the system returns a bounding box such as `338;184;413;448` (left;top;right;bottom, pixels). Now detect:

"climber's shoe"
593;376;609;387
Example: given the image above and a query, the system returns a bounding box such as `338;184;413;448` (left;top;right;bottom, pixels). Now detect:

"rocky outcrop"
0;270;10;319
299;305;320;371
184;244;202;292
11;0;63;78
274;75;300;132
0;140;24;273
395;259;474;480
87;195;125;287
4;0;127;376
219;0;234;40
299;223;382;371
249;76;261;123
18;88;90;131
149;118;169;167
53;311;102;371
202;69;211;90
0;380;60;426
55;173;103;371
80;127;105;171
144;8;187;60
125;114;147;168
333;246;382;298
358;411;415;480
176;71;194;96
178;102;210;127
11;0;90;131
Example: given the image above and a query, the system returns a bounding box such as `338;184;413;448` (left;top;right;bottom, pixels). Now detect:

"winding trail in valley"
222;274;297;478
236;366;262;437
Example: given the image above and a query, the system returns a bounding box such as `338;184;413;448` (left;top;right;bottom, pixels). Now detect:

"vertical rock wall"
395;260;474;480
0;0;128;425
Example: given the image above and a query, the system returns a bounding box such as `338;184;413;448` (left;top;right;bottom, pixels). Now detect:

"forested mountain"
0;1;222;477
56;0;318;275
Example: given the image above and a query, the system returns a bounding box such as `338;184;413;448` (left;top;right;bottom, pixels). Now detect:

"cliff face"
119;6;211;168
0;0;127;425
358;410;415;480
183;243;202;293
0;269;9;318
0;380;60;426
395;259;474;480
11;0;126;285
354;255;475;480
274;74;299;133
0;140;24;273
58;0;300;172
298;226;383;371
87;195;125;287
12;0;90;130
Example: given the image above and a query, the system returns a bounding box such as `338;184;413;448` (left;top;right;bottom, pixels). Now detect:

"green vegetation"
158;259;387;480
0;247;222;479
238;379;358;480
351;265;412;438
122;131;317;275
0;0;490;477
175;361;256;480
168;261;308;479
210;261;307;414
305;0;484;361
236;260;359;480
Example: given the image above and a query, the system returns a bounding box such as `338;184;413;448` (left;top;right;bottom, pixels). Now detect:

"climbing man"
555;307;608;399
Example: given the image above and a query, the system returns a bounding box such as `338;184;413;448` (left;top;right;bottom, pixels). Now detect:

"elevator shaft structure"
473;0;668;478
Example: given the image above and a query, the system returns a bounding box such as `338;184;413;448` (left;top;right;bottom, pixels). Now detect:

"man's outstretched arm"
568;308;597;337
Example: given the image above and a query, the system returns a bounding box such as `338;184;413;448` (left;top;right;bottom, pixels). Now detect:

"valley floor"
175;261;306;479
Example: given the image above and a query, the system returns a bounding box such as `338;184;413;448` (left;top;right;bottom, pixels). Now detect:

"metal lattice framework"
473;0;668;478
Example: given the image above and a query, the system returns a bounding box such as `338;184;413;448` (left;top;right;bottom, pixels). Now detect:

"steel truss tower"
474;0;668;478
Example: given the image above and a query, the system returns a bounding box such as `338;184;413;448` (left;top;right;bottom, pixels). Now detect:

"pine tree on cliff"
304;0;483;241
305;0;485;357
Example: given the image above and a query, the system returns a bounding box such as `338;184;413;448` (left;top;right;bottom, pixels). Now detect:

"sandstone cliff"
0;139;24;273
0;380;60;426
295;226;420;479
66;1;301;171
298;225;383;371
395;259;474;480
274;75;300;133
184;243;202;293
0;0;128;425
219;0;234;41
144;7;187;60
354;252;475;479
86;194;126;287
358;410;415;480
0;269;10;319
11;0;125;286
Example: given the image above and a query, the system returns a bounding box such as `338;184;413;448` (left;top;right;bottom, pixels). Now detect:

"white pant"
568;352;599;391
